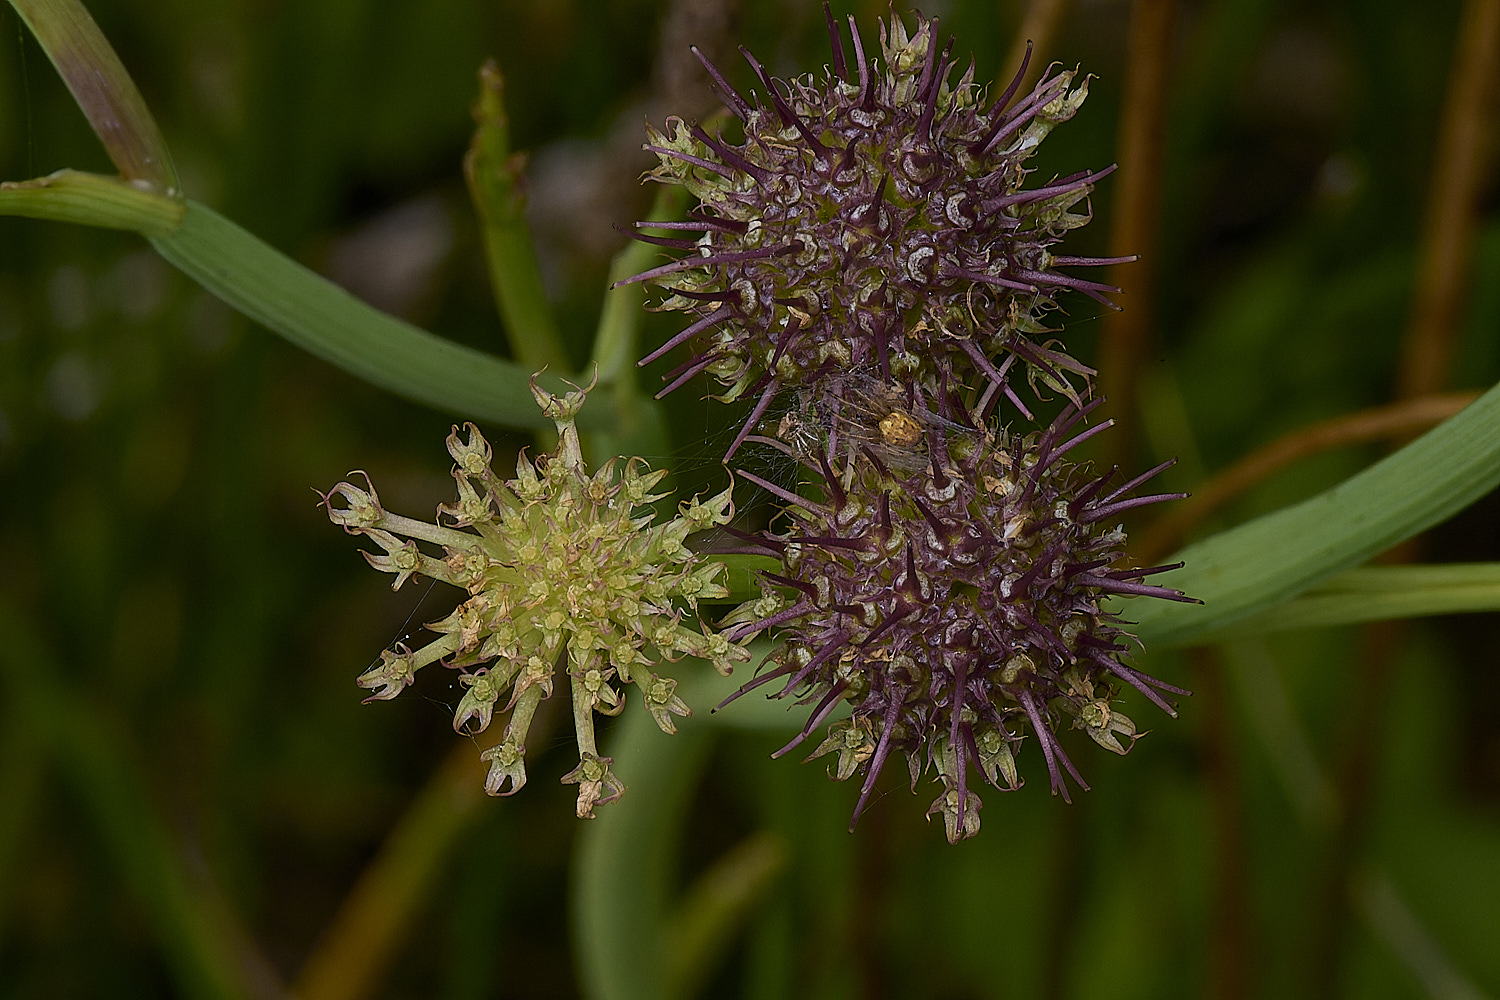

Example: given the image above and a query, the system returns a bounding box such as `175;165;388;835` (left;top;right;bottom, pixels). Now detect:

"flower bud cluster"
627;9;1124;455
723;395;1193;841
633;8;1197;841
324;379;750;818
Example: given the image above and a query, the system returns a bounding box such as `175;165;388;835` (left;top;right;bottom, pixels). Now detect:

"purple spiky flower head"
719;399;1197;843
623;7;1131;457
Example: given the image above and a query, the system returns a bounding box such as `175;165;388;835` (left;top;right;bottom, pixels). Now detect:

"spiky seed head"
725;400;1197;842
627;10;1128;451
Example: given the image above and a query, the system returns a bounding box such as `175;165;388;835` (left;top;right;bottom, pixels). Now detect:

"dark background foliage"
1;0;1497;997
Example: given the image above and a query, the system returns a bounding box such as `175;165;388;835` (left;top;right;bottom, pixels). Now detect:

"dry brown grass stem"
1394;0;1500;400
1191;647;1253;1000
1135;391;1479;564
999;0;1072;97
1097;0;1178;469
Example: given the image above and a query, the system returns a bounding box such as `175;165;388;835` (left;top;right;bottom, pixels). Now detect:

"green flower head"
323;377;751;817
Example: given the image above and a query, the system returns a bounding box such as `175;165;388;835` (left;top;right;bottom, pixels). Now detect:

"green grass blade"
1214;563;1500;636
8;0;179;193
149;200;603;430
592;184;688;393
577;185;687;463
1129;381;1500;648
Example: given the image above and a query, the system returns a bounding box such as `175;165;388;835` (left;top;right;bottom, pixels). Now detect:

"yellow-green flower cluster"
323;378;749;817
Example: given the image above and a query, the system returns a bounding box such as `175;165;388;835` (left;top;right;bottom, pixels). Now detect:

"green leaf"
148;200;604;430
1128;380;1500;648
1215;563;1500;636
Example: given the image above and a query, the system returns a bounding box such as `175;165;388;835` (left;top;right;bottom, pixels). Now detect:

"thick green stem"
593;184;688;394
573;645;828;1000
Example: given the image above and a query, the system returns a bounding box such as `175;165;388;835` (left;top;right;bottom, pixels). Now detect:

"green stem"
573;674;601;760
573;645;827;1000
377;511;485;551
592;184;688;395
8;0;178;194
577;185;688;464
464;59;571;372
574;703;711;1000
505;682;546;746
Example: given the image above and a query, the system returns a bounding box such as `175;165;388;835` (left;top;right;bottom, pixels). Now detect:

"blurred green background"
1;0;1498;998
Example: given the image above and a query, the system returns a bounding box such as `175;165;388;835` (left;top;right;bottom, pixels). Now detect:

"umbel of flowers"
626;7;1128;456
323;378;750;818
720;397;1194;843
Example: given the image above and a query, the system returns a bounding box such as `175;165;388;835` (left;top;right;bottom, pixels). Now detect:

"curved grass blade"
149;201;603;431
1129;381;1500;647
